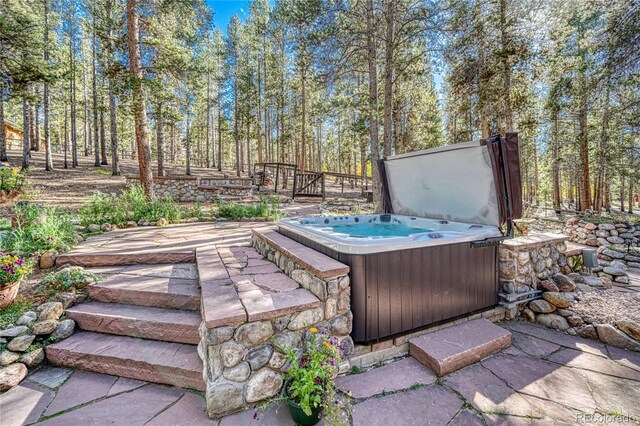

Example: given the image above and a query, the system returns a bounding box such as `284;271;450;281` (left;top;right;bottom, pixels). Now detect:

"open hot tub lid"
380;133;522;232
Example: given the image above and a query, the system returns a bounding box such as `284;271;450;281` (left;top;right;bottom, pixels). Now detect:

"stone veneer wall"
197;237;352;419
499;233;570;295
125;176;253;202
563;217;640;268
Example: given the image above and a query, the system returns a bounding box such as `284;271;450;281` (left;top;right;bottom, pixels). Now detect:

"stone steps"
46;332;205;391
65;301;201;344
409;319;511;377
88;273;200;311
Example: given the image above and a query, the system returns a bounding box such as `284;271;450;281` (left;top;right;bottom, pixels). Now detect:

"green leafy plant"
216;196;282;220
1;203;77;255
78;185;183;226
38;266;100;299
271;328;348;424
0;164;28;193
0;296;33;329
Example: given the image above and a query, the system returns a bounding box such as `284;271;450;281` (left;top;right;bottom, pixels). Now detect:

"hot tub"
279;134;522;343
279;214;502;254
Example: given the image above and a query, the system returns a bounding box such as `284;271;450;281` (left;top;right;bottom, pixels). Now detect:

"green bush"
0;165;27;193
1;203;77;255
78;185;182;226
217;197;281;220
38;266;100;300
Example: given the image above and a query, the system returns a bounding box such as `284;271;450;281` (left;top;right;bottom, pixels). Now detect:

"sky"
206;0;252;32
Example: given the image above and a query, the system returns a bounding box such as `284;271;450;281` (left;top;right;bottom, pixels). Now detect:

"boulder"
39;250;57;269
31;320;58;335
288;308;324;331
616;320;640;341
53;319;76;339
223;362;251;382
0;326;29;338
582;275;605;287
0;350;20;366
234;321;273;347
537;280;559;292
551;274;576;292
220;341;245;368
244;368;283;403
7;335;35;352
87;224;101;232
206;383;244;417
529;299;555;314
16;312;37;327
614;275;630;285
567;316;584;327
19;348;44;367
246;345;274;370
536;314;569;331
0;363;27;391
598;223;616;231
577;325;599;340
37;302;64;321
596;324;640;351
542;292;571;309
522;308;536;322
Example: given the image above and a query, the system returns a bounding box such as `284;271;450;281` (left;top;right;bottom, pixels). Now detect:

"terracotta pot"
0;281;21;308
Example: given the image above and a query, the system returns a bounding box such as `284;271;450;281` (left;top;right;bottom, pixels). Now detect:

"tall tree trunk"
126;0;154;197
93;7;100;167
205;75;211;168
22;97;30;169
100;95;107;164
234;72;240;176
30;104;36;151
499;0;513;132
156;103;164;177
33;93;41;151
629;179;634;214
365;0;382;210
0;82;7;162
218;79;223;171
620;175;625;212
257;62;263;164
300;66;307;171
43;0;52;170
70;27;78;168
551;110;561;212
594;82;610;213
186;101;191;175
383;0;394;158
64;100;68;168
109;83;119;175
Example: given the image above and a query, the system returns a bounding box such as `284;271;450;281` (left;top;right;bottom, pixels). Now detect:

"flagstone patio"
3;320;639;425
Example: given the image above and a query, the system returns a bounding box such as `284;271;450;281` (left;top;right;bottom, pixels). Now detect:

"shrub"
217;197;281;220
78;185;182;226
1;203;77;255
37;266;100;300
0;165;27;193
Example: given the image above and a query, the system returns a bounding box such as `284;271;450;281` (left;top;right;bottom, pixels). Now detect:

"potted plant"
277;327;348;426
0;253;30;308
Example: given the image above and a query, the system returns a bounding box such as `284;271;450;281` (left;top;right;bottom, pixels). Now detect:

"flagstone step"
65;302;201;344
409;319;512;377
46;332;205;391
88;273;200;311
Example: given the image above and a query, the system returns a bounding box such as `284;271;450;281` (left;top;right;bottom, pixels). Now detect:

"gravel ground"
571;289;640;325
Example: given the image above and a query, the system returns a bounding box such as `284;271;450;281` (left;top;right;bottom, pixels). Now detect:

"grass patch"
0;296;34;329
78;185;183;226
578;214;640;225
1;203;77;255
91;169;112;176
349;365;364;374
216;197;282;220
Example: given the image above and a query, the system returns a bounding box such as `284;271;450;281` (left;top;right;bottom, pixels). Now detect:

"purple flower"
315;376;322;384
15;259;23;266
329;359;334;366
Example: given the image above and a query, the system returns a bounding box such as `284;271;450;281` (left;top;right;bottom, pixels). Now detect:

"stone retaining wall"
564;217;640;268
125;176;254;202
197;234;353;419
499;233;570;294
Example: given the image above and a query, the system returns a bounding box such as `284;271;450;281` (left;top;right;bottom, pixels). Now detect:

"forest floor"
3;149;370;216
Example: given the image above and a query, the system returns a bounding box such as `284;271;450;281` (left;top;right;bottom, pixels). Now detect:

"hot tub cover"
380;133;522;230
